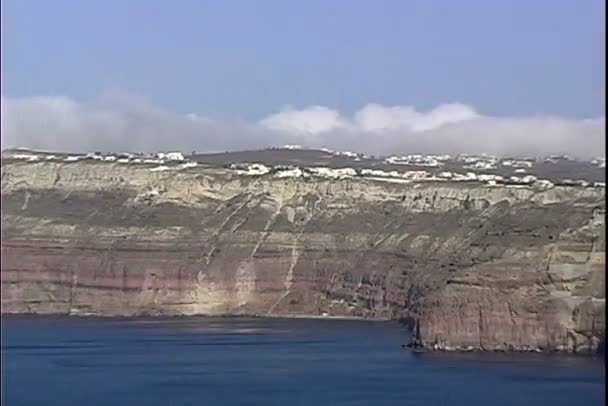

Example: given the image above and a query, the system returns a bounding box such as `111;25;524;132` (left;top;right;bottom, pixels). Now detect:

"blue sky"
2;0;605;120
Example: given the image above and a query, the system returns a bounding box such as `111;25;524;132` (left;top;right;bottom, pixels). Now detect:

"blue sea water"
1;316;605;406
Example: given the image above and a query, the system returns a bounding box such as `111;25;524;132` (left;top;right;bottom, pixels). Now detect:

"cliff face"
1;159;605;353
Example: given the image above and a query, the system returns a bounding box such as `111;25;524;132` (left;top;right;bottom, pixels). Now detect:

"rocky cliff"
1;157;605;353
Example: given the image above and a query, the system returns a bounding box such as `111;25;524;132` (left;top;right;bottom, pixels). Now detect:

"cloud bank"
1;94;604;158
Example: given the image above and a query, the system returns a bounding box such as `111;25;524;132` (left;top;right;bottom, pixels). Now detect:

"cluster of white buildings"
148;162;199;172
501;159;534;168
458;154;497;163
463;158;499;170
275;147;605;173
307;167;358;178
319;148;368;160
229;163;271;176
5;149;604;189
83;151;186;164
544;155;573;164
456;155;538;171
83;151;194;171
558;179;595;188
591;158;606;168
274;148;608;177
11;153;48;162
539;155;605;170
5;150;196;171
438;171;501;183
225;162;608;189
385;154;451;168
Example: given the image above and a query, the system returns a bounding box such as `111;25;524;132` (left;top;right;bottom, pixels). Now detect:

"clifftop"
2;147;605;190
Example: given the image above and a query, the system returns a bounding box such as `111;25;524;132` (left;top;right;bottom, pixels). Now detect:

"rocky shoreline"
404;339;604;354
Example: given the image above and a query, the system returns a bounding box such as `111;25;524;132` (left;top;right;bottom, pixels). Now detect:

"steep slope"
1;158;605;352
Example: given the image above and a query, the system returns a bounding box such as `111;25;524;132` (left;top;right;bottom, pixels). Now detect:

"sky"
1;0;605;157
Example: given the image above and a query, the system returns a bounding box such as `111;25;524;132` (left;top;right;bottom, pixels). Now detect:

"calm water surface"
2;316;605;406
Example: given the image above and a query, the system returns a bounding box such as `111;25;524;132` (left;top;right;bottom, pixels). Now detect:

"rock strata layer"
1;159;605;353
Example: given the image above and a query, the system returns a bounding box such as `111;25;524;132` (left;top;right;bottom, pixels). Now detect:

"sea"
1;316;605;406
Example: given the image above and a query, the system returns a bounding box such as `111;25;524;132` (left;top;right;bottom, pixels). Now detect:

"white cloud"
259;105;351;135
1;94;292;153
353;103;479;132
258;103;604;158
259;102;480;134
1;94;604;158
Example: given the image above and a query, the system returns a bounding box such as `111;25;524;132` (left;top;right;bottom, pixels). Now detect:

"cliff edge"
1;153;605;353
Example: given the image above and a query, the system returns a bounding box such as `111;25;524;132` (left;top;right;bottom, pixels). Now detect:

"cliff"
1;157;605;353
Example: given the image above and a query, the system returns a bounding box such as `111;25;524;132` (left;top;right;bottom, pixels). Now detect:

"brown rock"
1;158;604;353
